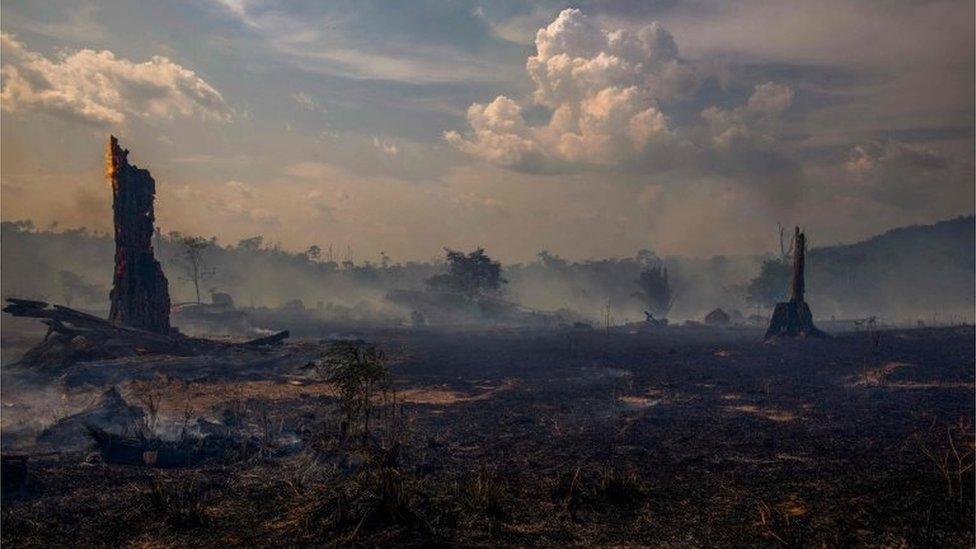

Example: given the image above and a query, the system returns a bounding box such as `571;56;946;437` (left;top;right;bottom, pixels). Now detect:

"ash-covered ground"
1;325;973;547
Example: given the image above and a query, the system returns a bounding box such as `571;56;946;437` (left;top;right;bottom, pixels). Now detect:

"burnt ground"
1;325;974;547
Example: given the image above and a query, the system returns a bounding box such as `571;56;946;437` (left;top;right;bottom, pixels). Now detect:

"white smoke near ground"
0;370;104;451
1;215;972;343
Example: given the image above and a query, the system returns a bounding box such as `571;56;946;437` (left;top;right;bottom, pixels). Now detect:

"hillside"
807;216;975;322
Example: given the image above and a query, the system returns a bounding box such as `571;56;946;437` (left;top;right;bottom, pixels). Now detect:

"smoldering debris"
37;387;144;448
85;426;262;468
14;374;310;468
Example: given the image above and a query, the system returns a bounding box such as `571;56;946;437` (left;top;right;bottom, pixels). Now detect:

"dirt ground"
2;325;974;547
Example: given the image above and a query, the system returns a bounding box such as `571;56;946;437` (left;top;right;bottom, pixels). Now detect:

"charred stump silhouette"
764;227;825;339
107;136;171;334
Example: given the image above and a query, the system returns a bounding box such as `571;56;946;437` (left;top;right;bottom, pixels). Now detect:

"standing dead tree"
107;136;171;334
172;235;216;303
777;222;795;262
764;227;826;339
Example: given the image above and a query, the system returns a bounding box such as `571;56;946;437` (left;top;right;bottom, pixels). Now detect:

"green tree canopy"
427;247;506;297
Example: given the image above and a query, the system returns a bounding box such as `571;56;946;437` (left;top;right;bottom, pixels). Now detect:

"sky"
1;0;973;263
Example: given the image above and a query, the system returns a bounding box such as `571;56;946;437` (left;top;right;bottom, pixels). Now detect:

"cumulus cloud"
0;33;230;126
445;9;810;179
444;97;548;171
446;9;694;172
701;81;795;150
527;14;694;106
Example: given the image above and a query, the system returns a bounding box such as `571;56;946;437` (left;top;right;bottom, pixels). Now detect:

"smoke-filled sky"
1;1;973;262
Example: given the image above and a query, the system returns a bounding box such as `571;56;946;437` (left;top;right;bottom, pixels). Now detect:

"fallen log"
4;298;197;355
3;298;290;369
241;330;290;347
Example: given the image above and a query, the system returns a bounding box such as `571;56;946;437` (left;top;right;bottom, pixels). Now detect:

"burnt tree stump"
107;136;171;334
764;227;826;339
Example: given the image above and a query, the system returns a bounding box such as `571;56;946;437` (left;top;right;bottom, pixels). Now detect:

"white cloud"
372;137;399;157
527;15;693;106
291;91;327;114
445;10;810;177
0;33;230;126
446;9;694;172
747;82;795;115
701;81;795;150
444;97;546;170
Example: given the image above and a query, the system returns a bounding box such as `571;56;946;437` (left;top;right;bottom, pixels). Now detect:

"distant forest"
1;216;972;324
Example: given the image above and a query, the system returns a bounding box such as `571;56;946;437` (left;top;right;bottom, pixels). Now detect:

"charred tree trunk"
790;229;805;302
764;227;825;339
107;136;171;334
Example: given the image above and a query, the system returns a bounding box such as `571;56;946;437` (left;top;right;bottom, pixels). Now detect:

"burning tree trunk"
764;227;825;339
107;136;171;334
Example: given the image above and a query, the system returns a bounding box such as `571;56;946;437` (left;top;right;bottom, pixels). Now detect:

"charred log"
3;299;289;369
107;136;171;334
241;330;290;347
765;227;826;339
39;387;144;448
